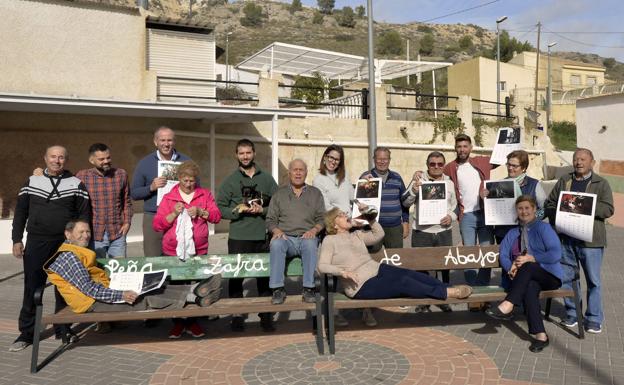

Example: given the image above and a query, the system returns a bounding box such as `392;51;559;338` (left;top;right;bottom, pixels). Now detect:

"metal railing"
471;97;514;119
553;82;624;104
386;91;458;120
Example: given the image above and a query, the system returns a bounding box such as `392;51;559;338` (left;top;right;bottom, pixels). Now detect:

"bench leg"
572;283;585;339
544;298;552;321
30;303;43;373
314;292;324;355
327;292;336;355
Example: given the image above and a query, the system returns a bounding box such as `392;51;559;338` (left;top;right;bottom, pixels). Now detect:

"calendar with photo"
109;269;168;303
555;191;596;242
490;127;522;165
484;180;518;225
157;160;183;205
351;178;382;224
418;181;448;225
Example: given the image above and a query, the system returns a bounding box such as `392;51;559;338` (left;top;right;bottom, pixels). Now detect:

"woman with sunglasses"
481;150;547;243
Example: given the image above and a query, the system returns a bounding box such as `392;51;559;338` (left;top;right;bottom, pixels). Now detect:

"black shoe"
271;287;287;305
302;288;316;303
414;305;431;313
259;313;276;332
529;338;549;353
436;304;453;313
230;316;245;332
57;331;79;344
485;306;513;321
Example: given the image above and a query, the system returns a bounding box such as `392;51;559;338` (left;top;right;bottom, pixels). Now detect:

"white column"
271;114;279;182
432;70;438;118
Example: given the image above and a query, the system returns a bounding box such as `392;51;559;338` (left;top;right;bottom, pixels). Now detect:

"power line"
543;28;624;49
508;30;624;34
418;0;500;23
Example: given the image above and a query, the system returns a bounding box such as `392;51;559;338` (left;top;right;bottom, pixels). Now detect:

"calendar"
490;127;522;165
484;180;518;225
555;191;596;242
109;269;168;303
418;181;448;225
351;178;382;224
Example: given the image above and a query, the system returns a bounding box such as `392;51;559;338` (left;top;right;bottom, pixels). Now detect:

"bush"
290;0;302;14
417;25;433;33
377;30;403;56
334;33;354;42
317;0;335;14
603;57;616;69
291;72;342;108
549;121;577;151
337;6;356;28
240;2;264;27
459;35;473;50
355;5;365;18
419;33;434;55
312;11;324;24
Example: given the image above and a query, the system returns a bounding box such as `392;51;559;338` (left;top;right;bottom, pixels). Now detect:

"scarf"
175;210;196;261
519;217;538;254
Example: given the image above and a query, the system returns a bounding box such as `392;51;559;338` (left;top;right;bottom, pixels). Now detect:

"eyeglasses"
325;155;341;163
428;162;444;168
506;163;522;169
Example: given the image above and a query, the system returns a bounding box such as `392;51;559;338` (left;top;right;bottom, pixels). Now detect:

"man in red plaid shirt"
76;143;133;258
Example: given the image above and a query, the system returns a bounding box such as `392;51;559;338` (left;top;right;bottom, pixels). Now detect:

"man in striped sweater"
10;146;90;352
360;147;409;250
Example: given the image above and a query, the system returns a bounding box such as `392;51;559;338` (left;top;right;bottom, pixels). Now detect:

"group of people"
9;126;613;355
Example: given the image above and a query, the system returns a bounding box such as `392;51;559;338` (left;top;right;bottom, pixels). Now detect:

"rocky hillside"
106;0;624;82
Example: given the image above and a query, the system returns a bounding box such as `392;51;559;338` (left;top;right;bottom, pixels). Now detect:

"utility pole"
406;39;410;85
533;22;541;115
366;0;377;168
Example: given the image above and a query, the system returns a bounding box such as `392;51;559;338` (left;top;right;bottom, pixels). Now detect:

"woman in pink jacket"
153;161;221;338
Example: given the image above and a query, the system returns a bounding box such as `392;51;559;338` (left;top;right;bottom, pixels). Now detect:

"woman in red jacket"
153;161;221;338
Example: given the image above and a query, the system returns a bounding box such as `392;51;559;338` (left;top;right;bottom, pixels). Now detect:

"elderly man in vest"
44;220;221;319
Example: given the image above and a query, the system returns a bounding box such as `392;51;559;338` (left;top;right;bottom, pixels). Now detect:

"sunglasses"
428;162;444;168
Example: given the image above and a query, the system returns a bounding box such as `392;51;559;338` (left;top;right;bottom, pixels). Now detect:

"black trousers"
17;237;67;343
227;239;271;298
354;263;448;300
411;229;452;283
505;262;561;335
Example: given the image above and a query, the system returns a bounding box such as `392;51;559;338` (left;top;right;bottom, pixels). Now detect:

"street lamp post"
366;0;377;168
225;31;233;86
496;16;508;117
547;42;557;134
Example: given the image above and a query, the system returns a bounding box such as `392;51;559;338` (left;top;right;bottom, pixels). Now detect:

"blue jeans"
93;231;127;258
561;237;604;325
459;210;493;286
269;235;318;289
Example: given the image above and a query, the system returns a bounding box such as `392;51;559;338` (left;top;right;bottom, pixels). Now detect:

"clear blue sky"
284;0;624;62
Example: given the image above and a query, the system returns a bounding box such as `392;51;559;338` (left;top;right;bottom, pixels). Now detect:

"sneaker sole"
186;331;205;338
194;275;223;297
586;328;602;334
561;321;578;328
168;334;183;339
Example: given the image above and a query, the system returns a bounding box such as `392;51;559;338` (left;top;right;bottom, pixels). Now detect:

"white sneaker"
362;308;378;327
335;312;349;327
8;341;30;352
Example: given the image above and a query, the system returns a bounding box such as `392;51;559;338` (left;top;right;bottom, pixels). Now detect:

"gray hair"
288;158;307;171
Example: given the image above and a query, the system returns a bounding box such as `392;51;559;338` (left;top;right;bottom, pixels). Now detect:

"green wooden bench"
31;253;324;373
322;245;584;354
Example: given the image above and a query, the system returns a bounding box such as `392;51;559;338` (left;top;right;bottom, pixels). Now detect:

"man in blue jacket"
131;127;193;257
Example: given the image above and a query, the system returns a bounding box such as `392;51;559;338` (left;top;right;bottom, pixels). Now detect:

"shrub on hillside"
337;6;356;28
290;0;302;14
312;11;324;24
240;2;264;27
355;5;365;18
317;0;335;14
377;30;403;56
419;33;434;55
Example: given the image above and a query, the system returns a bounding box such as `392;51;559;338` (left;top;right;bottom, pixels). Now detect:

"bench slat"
97;254;302;281
372;245;501;270
42;296;316;325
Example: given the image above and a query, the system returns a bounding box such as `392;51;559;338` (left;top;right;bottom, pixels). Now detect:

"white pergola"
236;42;452;83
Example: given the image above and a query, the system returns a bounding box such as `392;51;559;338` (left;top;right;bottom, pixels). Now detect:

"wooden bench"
322;245;584;354
31;253;324;373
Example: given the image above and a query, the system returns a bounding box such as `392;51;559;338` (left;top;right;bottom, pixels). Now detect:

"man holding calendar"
545;148;613;334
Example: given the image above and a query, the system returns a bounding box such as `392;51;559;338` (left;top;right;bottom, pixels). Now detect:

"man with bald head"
131;127;194;257
545;148;614;334
266;159;325;305
10;146;90;352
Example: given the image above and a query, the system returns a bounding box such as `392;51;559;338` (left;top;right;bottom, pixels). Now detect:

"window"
570;74;581;86
499;81;507;91
586;76;597;86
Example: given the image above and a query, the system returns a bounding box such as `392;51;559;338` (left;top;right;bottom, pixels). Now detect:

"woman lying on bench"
317;207;473;302
485;195;563;353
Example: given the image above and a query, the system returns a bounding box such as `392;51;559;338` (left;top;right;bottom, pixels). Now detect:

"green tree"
377;30;403;56
312;11;324;24
355;5;365;18
603;58;616;69
337;6;356;28
290;0;302;14
487;31;533;62
419;33;434;55
317;0;335;14
291;72;342;108
459;35;473;50
240;2;264;27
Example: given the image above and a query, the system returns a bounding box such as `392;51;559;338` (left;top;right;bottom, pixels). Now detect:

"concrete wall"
577;93;624;166
0;0;155;100
552;104;576;123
